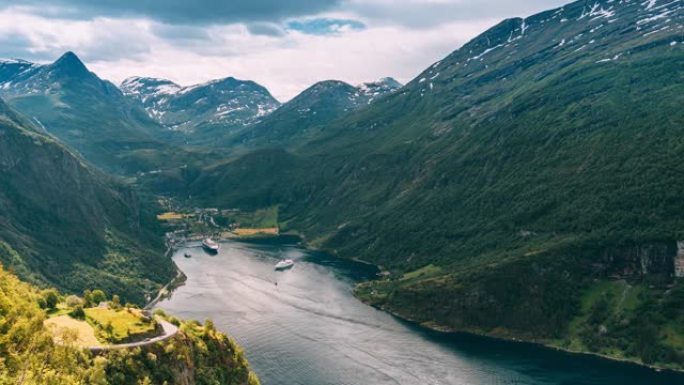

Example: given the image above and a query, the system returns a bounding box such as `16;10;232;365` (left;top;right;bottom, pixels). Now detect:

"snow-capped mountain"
406;0;683;101
0;52;170;174
356;77;404;104
120;76;281;138
0;52;116;97
229;77;402;147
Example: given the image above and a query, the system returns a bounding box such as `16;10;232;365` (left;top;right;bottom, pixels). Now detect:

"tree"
87;356;110;385
205;319;216;332
111;294;121;309
69;305;85;319
83;289;92;306
105;321;114;341
42;289;59;309
88;289;107;306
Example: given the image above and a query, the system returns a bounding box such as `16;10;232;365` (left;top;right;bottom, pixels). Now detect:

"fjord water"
158;241;683;385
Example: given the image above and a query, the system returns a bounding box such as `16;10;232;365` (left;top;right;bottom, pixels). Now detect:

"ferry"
274;259;295;271
201;238;220;254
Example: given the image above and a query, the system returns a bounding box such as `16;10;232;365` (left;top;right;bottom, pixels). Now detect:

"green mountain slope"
230;78;402;148
168;0;684;368
0;98;174;303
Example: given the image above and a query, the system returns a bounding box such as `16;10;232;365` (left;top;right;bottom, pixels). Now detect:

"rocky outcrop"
600;242;677;279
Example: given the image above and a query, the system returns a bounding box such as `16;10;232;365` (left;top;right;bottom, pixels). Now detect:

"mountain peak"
50;51;89;76
120;76;181;97
54;51;83;66
307;80;355;92
359;77;402;90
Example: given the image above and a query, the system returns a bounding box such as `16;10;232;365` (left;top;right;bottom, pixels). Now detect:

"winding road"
88;318;179;352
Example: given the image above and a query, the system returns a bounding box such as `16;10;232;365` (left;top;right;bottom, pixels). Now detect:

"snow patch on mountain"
120;76;281;133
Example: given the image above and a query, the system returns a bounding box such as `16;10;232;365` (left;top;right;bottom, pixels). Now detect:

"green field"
85;307;158;343
216;206;279;229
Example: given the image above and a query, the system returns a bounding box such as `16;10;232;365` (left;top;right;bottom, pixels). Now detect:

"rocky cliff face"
600;242;677;279
675;241;684;278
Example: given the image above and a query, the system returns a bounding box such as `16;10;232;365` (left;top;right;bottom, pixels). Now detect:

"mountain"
357;77;403;101
0;52;189;174
121;75;280;144
230;77;402;147
162;0;684;369
0;97;174;303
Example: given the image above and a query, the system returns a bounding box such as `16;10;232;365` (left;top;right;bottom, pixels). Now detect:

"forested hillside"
0;264;260;385
0;98;174;303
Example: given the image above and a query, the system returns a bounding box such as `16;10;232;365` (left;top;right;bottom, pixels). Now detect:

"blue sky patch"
286;18;365;35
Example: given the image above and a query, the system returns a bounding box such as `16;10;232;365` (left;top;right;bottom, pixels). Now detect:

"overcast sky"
0;0;570;100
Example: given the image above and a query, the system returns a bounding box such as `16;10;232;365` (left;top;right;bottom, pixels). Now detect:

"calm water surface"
157;240;684;385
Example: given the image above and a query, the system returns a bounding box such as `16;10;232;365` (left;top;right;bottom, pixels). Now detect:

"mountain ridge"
0;51;188;174
120;74;281;145
227;76;403;147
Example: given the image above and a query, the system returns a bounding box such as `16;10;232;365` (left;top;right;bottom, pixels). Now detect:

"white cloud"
0;0;570;101
89;19;495;101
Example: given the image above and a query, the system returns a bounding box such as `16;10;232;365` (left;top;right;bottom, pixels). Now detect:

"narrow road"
88;318;179;352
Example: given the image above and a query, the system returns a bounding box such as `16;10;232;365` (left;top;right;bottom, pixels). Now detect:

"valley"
138;0;684;370
1;0;684;383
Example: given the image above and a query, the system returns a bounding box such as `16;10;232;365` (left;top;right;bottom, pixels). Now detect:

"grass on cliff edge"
85;307;157;344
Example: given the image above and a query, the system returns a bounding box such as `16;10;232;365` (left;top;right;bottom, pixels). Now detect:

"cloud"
87;18;495;101
0;33;44;61
0;0;573;101
151;24;212;42
0;10;152;62
343;0;569;28
246;23;286;37
0;0;344;24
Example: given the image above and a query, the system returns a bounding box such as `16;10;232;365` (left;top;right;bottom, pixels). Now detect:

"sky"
0;0;570;101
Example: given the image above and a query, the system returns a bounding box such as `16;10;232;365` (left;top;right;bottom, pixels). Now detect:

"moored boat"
274;259;295;271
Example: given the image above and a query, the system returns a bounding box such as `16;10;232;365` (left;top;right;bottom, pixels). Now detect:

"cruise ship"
274;259;295;271
201;238;220;254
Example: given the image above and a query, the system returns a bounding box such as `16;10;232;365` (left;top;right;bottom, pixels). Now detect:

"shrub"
69;305;85;319
65;295;83;308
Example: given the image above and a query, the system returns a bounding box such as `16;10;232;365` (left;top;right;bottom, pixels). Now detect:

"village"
156;198;281;247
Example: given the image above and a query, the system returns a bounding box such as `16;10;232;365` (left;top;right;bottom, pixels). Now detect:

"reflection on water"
157;241;684;385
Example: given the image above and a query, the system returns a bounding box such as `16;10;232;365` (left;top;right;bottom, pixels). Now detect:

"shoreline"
144;244;187;310
148;236;684;376
358;297;684;376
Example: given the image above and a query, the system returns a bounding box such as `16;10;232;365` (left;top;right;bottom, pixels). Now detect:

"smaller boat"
202;238;220;254
184;253;191;258
274;259;295;271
